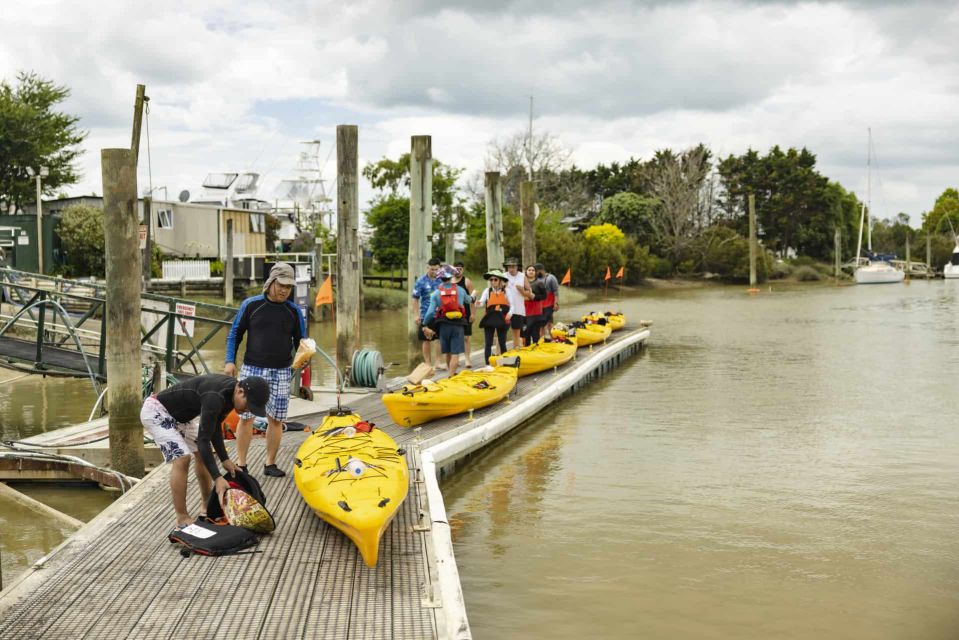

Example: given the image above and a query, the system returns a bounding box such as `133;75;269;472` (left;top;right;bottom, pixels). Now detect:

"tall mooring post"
224;218;234;305
485;171;504;271
926;234;932;279
142;196;152;290
905;234;911;278
748;194;758;288
335;125;361;366
408;135;433;337
520;180;535;267
834;228;841;278
101;148;145;478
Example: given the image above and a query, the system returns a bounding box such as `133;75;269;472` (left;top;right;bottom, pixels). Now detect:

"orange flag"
560;268;571;286
615;266;624;279
314;276;333;306
604;266;611;281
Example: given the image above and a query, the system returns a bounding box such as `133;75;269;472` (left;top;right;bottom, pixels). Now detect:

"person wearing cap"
535;263;560;335
421;265;473;375
477;269;510;363
140;373;270;529
225;262;306;477
503;257;533;348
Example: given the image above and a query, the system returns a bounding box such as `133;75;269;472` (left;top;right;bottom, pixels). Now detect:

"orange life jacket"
486;288;509;312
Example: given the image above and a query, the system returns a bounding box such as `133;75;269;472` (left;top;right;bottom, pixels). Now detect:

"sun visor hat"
239;376;270;417
269;262;296;286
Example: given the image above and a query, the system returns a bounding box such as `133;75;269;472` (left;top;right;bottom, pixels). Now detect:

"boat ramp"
0;326;649;640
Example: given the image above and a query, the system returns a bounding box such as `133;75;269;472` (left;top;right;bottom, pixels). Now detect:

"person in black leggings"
477;269;510;364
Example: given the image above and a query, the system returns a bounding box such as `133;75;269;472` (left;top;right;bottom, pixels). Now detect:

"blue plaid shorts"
239;364;292;421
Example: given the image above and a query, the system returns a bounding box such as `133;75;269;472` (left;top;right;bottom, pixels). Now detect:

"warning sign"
138;225;147;249
173;302;196;337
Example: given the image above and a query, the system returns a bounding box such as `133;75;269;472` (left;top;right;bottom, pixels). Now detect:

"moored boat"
382;363;520;427
293;409;409;567
553;321;611;346
489;339;576;376
583;312;626;331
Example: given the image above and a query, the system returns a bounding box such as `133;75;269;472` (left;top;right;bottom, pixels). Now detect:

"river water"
3;282;959;638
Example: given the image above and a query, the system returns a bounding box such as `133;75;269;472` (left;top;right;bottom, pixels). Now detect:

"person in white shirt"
502;257;532;348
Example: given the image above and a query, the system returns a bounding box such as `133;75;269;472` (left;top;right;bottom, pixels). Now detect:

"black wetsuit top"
156;374;235;479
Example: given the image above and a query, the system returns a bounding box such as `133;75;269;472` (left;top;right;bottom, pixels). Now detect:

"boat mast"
866;127;872;253
855;202;865;264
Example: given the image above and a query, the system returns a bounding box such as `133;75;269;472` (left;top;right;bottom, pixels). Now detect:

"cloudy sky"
4;0;958;222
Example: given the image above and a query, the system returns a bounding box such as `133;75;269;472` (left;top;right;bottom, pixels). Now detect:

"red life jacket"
438;282;464;318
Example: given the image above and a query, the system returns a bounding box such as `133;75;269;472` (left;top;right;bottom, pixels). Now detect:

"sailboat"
854;130;904;285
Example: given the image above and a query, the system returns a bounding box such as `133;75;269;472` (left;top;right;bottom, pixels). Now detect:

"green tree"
717;146;832;259
57;204;105;276
366;195;410;269
598;192;657;242
0;72;87;210
362;154;465;264
920;188;959;236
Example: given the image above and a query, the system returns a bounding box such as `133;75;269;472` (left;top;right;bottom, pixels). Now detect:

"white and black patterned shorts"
140;395;199;463
238;364;292;421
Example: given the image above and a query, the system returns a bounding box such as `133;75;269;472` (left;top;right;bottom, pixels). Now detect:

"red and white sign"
173;302;195;337
138;225;148;250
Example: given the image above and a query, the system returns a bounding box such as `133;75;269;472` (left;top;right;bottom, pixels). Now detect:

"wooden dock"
0;327;649;639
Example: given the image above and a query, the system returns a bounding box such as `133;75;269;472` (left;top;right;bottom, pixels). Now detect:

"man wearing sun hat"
225;262;305;478
141;373;270;530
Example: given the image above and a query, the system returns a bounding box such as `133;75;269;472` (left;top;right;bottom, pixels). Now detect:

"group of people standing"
413;257;560;370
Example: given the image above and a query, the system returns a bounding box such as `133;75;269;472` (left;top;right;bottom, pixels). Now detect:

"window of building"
157;209;174;229
250;213;265;233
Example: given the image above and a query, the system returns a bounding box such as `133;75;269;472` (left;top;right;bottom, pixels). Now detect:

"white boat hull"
855;263;905;284
944;264;959;279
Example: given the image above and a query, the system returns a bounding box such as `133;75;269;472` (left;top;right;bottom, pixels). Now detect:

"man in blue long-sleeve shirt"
225;262;305;477
422;266;472;375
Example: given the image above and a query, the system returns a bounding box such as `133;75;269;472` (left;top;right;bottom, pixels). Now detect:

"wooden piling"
336;125;361;366
748;194;758;288
0;481;83;530
485;171;504;271
408;136;433;337
142;196;152;291
834;228;841;278
224;219;234;305
905;234;911;278
101;148;145;478
520;181;535;267
926;234;932;279
130;84;146;163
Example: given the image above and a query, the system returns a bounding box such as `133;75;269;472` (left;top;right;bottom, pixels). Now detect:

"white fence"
162;260;211;280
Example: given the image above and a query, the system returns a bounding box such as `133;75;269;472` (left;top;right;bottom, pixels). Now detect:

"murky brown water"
442;281;959;639
3;282;959;639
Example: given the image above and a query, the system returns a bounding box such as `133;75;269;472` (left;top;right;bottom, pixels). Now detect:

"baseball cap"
269;262;296;286
533;262;545;271
238;376;269;417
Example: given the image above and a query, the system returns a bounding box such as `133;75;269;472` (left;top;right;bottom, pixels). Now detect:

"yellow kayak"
582;312;626;331
488;339;576;376
382;364;519;427
293;410;409;567
552;322;612;346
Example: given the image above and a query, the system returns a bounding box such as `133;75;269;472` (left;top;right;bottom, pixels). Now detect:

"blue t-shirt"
412;273;443;319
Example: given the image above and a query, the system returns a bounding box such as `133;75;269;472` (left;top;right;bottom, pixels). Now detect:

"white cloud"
0;0;957;222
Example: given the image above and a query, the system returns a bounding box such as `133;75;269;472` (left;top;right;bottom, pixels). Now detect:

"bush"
57;204;105;277
209;260;224;276
770;261;793;279
793;265;822;281
361;286;407;311
688;225;771;282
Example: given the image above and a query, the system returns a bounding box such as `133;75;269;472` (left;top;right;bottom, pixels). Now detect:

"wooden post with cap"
485;171;504;271
335;125;361;367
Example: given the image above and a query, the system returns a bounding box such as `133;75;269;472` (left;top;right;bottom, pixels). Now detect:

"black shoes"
263;464;286;478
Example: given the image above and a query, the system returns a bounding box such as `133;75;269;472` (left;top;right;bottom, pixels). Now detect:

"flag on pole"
615;266;624;279
560;268;571;286
604;266;611;281
314;276;334;306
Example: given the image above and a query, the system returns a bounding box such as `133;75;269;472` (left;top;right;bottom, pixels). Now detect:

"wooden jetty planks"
0;327;648;640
